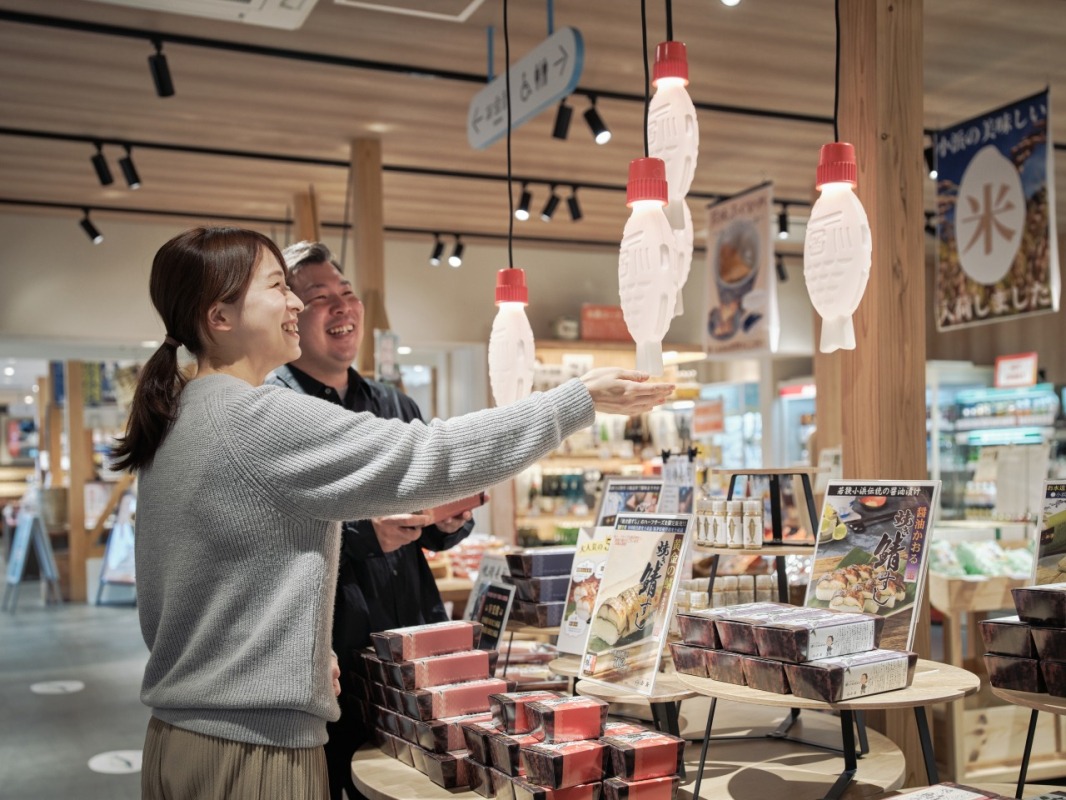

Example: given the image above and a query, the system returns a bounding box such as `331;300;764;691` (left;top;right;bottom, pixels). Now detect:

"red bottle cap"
816;142;858;188
495;267;529;305
626;157;669;206
652;41;689;85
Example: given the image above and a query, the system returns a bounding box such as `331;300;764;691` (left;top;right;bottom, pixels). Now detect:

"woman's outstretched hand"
580;368;674;415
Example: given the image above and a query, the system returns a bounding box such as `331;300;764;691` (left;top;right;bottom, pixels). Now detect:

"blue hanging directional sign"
467;26;584;150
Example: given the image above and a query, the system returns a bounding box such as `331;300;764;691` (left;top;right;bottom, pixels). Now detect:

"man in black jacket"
268;241;475;800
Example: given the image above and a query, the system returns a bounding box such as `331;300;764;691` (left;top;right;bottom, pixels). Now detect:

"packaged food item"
520;739;607;788
704;650;747;685
464;719;503;765
755;574;775;603
467;755;499;798
784;649;918;702
601;731;685;781
716;607;834;655
1012;583;1066;626
376;728;398;757
491;691;565;734
725;501;744;549
401;678;514;721
397;712;418;743
372;620;483;662
720;575;738;606
984;654;1047;693
385;649;497;690
376;705;401;736
741;655;792;694
711;500;728;547
489;730;540;776
514;600;565;628
743;500;763;550
506;547;577;578
602;775;680;800
676;613;721;649
414;711;494;754
421;747;471;789
394;737;415;767
509;777;603;800
384;685;405;714
753;611;883;662
1029;625;1066;661
411;743;428;773
736;574;755;604
514;575;573;603
1040;660;1066;698
668;642;709;678
370;681;387;708
601;721;649;736
362;651;389;685
527;696;609;743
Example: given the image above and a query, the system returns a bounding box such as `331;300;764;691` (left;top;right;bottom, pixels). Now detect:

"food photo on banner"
704;183;780;355
1035;480;1066;585
935;89;1061;330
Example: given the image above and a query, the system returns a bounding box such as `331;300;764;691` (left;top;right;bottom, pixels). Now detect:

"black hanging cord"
504;0;514;268
641;0;650;157
665;0;673;41
833;0;840;142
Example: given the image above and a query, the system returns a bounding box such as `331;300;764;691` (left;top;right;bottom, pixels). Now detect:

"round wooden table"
677;659;980;800
989;686;1066;797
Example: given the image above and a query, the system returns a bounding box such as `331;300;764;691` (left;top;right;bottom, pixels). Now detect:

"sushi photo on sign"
579;514;691;695
804;480;941;652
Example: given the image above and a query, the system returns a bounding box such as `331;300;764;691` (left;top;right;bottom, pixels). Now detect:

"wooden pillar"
813;0;928;786
292;186;321;243
349;138;390;377
64;360;91;602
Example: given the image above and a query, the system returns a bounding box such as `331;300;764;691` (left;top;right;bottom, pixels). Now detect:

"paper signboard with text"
557;526;614;656
578;514;690;695
463;553;510;621
935;89;1060;331
1035;481;1066;585
473;582;516;651
596;478;664;527
704;183;779;355
805;480;941;651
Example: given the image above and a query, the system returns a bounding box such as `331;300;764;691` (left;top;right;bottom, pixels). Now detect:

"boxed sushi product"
1012;583;1066;626
753;611;884;663
467;755;498;798
377;706;402;736
675;614;721;649
1030;626;1066;662
509;776;603;800
361;652;389;685
394;737;415;767
489;730;540;776
602;775;679;800
401;678;514;721
491;690;564;734
668;642;709;678
464;719;503;764
372;620;483;662
520;739;606;789
376;729;398;758
514;600;565;628
704;650;747;686
527;696;609;743
600;731;685;781
1040;660;1066;698
414;710;494;753
601;721;649;736
514;575;572;603
984;654;1046;693
979;616;1037;658
411;743;428;774
741;656;792;694
397;712;418;743
384;685;405;715
385;649;498;690
784;649;918;702
506;547;577;579
370;681;387;708
716;607;835;655
422;747;471;789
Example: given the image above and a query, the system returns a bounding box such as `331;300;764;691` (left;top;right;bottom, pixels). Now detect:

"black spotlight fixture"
583;95;611;145
80;208;103;245
775;253;788;283
515;183;532;221
90;142;113;186
118;144;141;190
540;184;560;222
429;234;444;266
777;204;790;240
924;145;937;180
551;99;573;140
448;235;464;267
567;186;583;222
148;38;175;98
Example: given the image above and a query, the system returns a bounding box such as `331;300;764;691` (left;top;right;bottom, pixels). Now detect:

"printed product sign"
1035;481;1066;585
704;183;779;355
463;554;510;621
596;478;663;527
474;582;516;651
557;526;613;656
805;480;941;651
935;90;1060;330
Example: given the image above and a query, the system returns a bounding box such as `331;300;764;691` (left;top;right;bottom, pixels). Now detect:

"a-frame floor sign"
96;492;136;607
3;510;62;613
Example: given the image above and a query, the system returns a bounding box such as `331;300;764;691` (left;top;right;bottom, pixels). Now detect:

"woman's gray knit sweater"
137;373;594;748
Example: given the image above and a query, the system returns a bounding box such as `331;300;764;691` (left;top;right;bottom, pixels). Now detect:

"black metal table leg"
913;706;939;784
821;710;858;800
854;710;870;756
769;707;800;738
691;697;718;800
1017;708;1039;799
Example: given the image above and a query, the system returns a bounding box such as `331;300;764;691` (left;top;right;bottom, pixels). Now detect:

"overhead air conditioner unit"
86;0;320;30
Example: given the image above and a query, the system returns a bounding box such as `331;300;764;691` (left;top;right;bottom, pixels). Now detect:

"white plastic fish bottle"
803;142;872;353
487;268;536;406
618;157;680;376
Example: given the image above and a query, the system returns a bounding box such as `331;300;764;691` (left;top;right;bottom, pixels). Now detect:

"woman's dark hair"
111;227;286;471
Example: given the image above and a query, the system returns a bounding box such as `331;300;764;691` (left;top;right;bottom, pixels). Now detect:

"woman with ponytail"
120;227;672;799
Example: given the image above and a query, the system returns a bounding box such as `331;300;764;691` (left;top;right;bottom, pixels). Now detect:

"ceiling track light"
118;144;141;189
775;253;788;282
777;204;790;240
540;184;560;222
567;186;582;222
515;183;532;221
583;95;611;145
148;38;175;98
429;233;444;266
79;208;103;245
448;235;464;267
924;144;937;180
90;142;113;186
552;99;573;140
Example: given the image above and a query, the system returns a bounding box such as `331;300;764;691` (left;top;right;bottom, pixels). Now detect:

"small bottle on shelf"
743;499;764;550
711;500;728;547
726;500;744;549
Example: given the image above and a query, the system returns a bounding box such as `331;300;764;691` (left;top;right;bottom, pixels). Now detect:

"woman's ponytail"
110;339;187;471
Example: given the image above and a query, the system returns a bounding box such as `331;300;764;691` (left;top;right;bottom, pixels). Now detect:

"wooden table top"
547;654;581;678
575;674;695;704
990;686;1066;715
505;621;560;637
677;658;980;711
714;467;827;477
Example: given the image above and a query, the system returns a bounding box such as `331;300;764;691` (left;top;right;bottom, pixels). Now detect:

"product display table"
988;687;1066;798
678;659;980;800
875;783;1066;800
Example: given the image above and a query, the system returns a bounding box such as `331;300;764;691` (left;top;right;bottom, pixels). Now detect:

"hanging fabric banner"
935;89;1060;331
704;183;779;355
